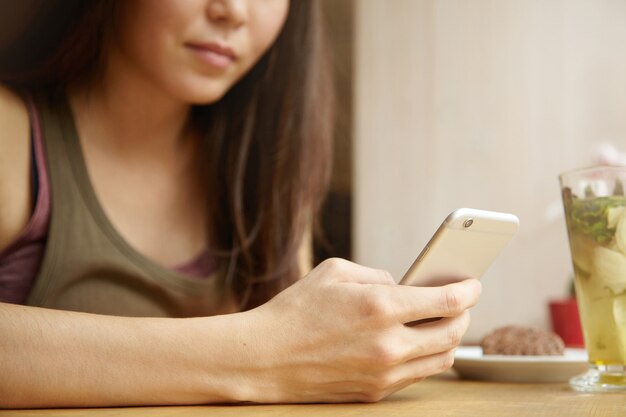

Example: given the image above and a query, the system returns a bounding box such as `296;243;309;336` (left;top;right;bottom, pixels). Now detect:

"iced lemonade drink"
561;166;626;391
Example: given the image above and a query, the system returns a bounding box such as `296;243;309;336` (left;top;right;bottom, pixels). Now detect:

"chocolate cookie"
480;325;565;355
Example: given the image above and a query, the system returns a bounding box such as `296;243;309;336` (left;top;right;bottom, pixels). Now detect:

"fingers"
349;349;456;403
401;311;470;360
379;278;482;324
352;376;424;403
361;312;469;371
311;258;481;324
383;349;456;390
335;314;467;403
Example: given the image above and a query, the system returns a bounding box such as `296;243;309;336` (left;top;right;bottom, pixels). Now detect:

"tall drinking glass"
560;166;626;392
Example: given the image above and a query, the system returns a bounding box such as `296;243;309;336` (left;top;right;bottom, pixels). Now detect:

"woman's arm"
0;302;259;408
1;258;480;408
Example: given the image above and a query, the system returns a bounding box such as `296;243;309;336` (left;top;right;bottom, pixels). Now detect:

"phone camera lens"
463;219;474;228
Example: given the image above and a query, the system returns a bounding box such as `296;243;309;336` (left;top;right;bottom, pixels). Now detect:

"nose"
207;0;247;28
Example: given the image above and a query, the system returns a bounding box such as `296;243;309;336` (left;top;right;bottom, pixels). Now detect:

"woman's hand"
239;258;482;403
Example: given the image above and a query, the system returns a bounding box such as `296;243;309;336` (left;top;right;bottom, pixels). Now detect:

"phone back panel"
399;209;518;286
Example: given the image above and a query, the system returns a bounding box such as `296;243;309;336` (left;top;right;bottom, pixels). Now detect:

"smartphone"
399;208;519;287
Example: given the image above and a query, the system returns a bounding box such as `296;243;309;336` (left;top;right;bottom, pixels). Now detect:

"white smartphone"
399;208;519;287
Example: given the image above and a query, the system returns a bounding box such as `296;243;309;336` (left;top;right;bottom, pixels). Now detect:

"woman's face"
111;0;289;104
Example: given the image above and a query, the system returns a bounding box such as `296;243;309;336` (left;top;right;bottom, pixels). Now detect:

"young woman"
0;0;481;408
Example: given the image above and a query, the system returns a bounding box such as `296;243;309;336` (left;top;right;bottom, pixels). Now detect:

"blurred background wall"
350;0;626;341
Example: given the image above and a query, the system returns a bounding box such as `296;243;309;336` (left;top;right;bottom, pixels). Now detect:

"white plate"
453;346;589;383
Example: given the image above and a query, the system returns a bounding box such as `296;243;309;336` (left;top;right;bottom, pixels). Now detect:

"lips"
186;42;237;70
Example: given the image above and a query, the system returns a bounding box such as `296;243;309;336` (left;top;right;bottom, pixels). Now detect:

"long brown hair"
0;0;334;310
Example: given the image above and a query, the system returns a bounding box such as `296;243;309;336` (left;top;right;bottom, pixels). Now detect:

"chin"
174;79;236;105
186;90;229;105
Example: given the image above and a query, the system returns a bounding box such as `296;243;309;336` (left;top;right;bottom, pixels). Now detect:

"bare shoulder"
0;83;28;119
0;83;29;148
0;83;32;251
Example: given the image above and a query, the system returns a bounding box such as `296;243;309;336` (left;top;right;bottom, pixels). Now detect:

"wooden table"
3;373;625;417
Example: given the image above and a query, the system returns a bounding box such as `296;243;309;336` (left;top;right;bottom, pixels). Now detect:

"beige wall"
353;0;626;341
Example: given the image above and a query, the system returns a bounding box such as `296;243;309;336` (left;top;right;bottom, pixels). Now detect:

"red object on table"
549;298;584;348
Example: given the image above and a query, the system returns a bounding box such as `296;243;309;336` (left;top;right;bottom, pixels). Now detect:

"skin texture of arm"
0;302;258;407
0;258;481;408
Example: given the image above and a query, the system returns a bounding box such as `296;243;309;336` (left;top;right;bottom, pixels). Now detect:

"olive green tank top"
25;95;232;317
